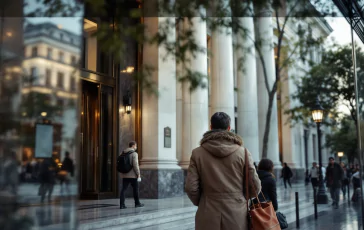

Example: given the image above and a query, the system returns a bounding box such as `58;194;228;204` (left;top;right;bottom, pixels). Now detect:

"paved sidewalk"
10;182;360;229
288;202;363;230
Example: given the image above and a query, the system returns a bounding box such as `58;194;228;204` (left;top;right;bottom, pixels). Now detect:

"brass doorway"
80;80;115;199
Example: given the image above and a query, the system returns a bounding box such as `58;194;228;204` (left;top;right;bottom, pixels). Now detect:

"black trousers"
283;178;291;188
120;178;141;206
311;178;318;189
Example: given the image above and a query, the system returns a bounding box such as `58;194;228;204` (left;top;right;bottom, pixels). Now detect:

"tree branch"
279;42;300;72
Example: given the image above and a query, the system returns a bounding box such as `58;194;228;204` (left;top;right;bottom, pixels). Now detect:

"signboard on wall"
164;127;171;148
35;123;54;158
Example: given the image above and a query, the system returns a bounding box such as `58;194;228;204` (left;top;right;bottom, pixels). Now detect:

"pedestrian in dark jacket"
38;155;58;202
281;163;293;189
326;157;344;209
257;158;278;211
59;151;74;194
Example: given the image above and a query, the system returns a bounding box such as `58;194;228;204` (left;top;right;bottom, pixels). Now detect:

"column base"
179;161;190;170
124;169;184;199
140;159;181;170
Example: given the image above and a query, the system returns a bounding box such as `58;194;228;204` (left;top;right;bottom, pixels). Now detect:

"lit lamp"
338;152;344;163
123;91;132;114
311;96;328;204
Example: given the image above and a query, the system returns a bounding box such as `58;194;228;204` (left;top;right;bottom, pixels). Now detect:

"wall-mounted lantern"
123;91;132;114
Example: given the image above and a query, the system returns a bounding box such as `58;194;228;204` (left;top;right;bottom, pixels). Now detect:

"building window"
70;38;74;44
60;33;63;41
59;51;64;62
57;72;64;89
57;99;64;116
57;99;64;107
70;77;76;91
47;48;52;59
45;69;51;86
71;55;77;65
31;47;38;57
30;67;38;79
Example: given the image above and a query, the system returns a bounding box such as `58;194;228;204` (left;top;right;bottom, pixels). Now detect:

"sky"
327;17;363;47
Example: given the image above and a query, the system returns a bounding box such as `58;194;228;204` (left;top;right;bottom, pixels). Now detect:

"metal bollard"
296;192;300;228
314;188;318;219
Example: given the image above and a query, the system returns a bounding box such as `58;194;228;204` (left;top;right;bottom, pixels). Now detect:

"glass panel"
0;2;83;229
100;86;113;192
81;81;99;192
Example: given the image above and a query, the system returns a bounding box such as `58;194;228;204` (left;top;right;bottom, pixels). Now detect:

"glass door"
80;81;100;198
100;85;114;193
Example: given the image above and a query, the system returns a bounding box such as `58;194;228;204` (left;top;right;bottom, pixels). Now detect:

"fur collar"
200;130;243;146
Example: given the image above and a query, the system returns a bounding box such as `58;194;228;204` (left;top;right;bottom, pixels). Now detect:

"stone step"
79;206;197;230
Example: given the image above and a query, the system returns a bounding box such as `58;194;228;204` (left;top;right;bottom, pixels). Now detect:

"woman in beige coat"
185;112;261;230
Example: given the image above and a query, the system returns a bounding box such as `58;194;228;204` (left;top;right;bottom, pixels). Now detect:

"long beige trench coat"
185;130;261;230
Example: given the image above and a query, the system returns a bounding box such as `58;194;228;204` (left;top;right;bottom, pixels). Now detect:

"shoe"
120;205;127;209
135;203;144;208
331;201;335;206
334;204;339;209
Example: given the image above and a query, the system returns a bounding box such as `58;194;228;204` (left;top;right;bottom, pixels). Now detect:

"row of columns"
140;8;280;169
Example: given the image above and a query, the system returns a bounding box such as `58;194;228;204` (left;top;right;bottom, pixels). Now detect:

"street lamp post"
311;96;329;204
338;152;344;164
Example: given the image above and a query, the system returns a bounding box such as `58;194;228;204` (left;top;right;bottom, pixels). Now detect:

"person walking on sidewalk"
309;162;319;190
281;163;293;189
38;154;58;203
185;112;261;230
341;164;350;198
59;151;74;194
119;141;144;209
257;159;278;211
326;157;344;209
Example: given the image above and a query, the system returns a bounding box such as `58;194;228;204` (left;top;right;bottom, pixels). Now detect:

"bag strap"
245;148;250;210
122;150;135;156
244;148;265;210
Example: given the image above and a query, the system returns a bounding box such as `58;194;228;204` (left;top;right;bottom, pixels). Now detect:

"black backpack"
117;150;134;173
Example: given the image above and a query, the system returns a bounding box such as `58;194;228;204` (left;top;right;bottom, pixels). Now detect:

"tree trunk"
262;90;276;158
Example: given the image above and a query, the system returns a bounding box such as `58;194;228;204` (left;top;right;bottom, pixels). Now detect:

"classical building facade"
20;22;80;164
1;6;334;200
136;13;333;198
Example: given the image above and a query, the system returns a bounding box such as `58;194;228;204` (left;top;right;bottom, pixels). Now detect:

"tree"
326;116;357;164
253;0;329;158
287;44;364;127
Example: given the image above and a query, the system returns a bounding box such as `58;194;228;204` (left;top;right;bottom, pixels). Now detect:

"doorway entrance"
80;80;115;199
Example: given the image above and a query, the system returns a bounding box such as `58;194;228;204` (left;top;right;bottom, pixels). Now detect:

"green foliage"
326;116;357;163
287;44;364;126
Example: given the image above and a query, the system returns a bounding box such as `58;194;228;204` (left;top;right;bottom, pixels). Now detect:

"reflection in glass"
0;2;82;228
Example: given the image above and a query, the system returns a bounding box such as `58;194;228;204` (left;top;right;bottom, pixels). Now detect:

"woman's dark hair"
284;162;288;167
258;159;274;172
211;112;231;130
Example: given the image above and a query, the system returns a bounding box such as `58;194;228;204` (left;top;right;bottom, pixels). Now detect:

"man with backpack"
118;141;144;209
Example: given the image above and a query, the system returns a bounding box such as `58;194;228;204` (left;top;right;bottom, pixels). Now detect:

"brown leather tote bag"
244;148;281;230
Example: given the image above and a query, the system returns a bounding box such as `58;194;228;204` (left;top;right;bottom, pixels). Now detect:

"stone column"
180;16;209;169
255;9;281;167
140;17;183;198
210;17;236;131
176;21;183;163
235;11;260;162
